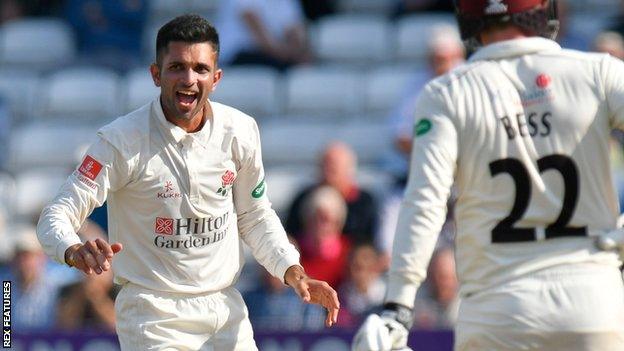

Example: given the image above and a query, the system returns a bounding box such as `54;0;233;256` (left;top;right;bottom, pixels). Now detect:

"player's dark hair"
155;14;220;66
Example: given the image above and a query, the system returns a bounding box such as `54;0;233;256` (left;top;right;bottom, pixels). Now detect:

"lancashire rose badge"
217;170;236;196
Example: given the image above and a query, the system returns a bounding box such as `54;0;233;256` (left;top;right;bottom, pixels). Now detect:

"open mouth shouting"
176;90;199;110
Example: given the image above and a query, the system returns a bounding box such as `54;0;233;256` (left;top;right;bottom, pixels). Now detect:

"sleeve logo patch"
252;179;266;198
78;155;103;180
414;118;432;137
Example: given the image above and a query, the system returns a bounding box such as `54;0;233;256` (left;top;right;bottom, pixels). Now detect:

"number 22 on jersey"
489;154;587;243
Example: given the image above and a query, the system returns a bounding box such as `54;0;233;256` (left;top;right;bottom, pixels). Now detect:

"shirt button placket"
184;138;200;204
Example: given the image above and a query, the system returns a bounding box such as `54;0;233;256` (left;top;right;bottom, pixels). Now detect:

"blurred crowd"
1;0;624;336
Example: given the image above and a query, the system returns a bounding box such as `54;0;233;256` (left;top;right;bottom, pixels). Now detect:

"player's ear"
211;68;223;92
150;63;161;87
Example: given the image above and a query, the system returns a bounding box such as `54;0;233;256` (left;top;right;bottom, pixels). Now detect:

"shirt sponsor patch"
252;179;266;198
414;118;432;137
75;172;98;190
78;155;103;181
155;217;174;235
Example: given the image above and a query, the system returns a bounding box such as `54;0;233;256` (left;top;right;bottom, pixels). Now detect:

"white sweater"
37;98;300;293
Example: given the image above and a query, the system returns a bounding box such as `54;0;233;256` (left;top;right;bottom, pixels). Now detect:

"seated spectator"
594;31;624;60
55;220;118;332
217;0;312;70
286;142;379;246
383;24;464;185
337;244;385;328
1;0;64;23
299;186;351;288
412;247;459;329
298;0;336;22
391;0;454;18
377;25;462;264
244;266;326;331
0;224;63;331
64;0;147;70
556;0;591;51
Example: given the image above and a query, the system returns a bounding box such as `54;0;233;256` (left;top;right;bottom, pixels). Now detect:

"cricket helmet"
454;0;559;48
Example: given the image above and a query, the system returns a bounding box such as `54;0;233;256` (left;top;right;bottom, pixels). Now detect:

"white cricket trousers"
114;282;258;351
455;264;624;351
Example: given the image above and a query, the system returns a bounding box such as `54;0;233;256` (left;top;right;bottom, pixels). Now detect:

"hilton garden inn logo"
153;212;230;249
485;0;508;14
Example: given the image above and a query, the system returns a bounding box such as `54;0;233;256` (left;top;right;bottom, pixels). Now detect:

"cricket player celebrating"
37;14;339;350
352;0;624;350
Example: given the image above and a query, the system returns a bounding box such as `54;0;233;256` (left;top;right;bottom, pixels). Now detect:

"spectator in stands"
606;0;624;52
337;244;385;328
216;0;312;70
1;0;65;23
56;220;118;332
64;0;147;70
244;266;326;331
384;24;464;184
298;0;336;22
377;24;462;261
286;142;379;246
0;224;62;331
555;0;591;51
0;0;22;23
594;31;624;60
412;247;459;329
299;186;351;288
57;267;118;331
391;0;454;18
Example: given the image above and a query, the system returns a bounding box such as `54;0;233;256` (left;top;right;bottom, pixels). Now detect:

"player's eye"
196;66;209;74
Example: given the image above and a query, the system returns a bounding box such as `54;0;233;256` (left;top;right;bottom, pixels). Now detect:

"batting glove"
352;303;413;351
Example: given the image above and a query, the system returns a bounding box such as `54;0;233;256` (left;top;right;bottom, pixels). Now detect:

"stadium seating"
14;167;71;220
284;66;361;117
260;120;332;166
336;119;393;165
9;123;98;172
0;172;16;216
264;165;316;215
37;67;121;121
123;67;160;113
212;65;282;120
259;118;392;167
311;14;392;65
363;65;418;117
337;0;395;15
148;0;196;19
0;69;40;124
0;18;76;69
395;13;457;63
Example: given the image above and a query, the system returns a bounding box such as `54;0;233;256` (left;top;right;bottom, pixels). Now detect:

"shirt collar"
469;37;561;62
152;97;214;148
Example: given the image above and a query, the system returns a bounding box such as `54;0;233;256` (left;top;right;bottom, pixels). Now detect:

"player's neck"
480;26;530;46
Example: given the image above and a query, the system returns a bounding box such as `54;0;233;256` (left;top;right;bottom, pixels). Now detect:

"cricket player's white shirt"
37;99;300;293
386;37;624;308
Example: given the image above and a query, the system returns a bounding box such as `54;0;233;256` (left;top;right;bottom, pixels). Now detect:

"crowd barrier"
11;330;454;351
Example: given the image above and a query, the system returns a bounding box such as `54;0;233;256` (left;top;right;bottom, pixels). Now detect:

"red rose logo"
536;74;551;89
221;170;236;187
217;170;236;196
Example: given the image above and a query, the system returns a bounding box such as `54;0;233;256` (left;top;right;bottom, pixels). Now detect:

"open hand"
65;238;123;275
284;265;340;327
